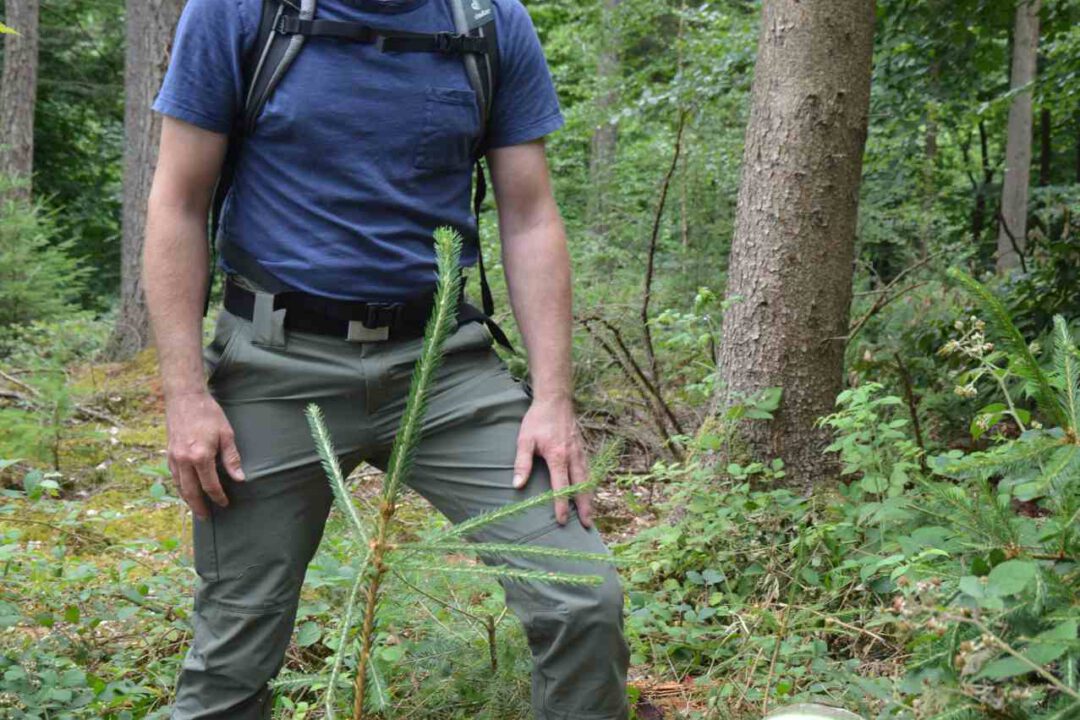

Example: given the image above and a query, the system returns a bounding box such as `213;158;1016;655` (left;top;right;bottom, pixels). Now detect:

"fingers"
193;448;229;510
547;453;571;526
170;438;229;518
219;426;246;482
177;462;210;520
513;436;535;490
570;446;593;529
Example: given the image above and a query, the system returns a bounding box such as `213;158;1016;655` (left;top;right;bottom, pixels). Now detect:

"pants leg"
172;463;335;720
173;310;371;719
369;322;631;720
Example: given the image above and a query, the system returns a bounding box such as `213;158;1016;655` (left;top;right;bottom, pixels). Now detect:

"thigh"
205;310;374;482
195;458;351;610
376;324;605;553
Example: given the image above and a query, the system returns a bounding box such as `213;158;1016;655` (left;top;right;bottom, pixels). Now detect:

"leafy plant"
819;383;922;504
936;269;1080;508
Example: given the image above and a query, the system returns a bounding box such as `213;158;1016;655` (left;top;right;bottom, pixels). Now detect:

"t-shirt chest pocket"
414;87;481;171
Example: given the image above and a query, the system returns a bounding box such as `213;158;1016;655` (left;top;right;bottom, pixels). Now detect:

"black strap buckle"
362;303;404;329
276;14;301;35
434;32;464;53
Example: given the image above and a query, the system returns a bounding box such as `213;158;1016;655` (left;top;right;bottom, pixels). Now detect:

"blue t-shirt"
153;0;563;301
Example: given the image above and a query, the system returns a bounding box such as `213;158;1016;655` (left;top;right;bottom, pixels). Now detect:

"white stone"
765;704;863;720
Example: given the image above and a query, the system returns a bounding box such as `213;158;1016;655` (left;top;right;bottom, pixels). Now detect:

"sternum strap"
276;15;489;54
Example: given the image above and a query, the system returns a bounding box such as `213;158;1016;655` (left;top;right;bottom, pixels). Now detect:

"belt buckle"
347;322;390;342
346;303;401;343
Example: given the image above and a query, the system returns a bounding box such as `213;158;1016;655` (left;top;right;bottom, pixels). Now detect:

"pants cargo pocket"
192;513;220;583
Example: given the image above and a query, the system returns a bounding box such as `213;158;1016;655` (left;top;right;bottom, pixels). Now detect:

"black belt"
223;276;466;342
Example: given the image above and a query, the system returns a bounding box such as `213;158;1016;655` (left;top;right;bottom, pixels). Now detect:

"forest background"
1;0;1079;718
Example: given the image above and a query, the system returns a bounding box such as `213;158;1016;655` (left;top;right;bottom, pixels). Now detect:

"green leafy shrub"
620;276;1080;718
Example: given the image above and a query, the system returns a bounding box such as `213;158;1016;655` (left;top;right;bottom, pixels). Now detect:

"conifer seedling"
304;227;618;719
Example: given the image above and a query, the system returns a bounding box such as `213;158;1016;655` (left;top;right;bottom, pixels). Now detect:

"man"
143;0;630;718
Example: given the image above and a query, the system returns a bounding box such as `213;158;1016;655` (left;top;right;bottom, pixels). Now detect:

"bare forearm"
502;212;573;402
143;197;210;400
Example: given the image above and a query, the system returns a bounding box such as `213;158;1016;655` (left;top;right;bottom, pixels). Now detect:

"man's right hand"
165;391;245;519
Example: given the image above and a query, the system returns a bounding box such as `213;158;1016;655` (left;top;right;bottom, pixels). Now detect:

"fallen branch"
579;318;684;461
0;368;124;428
588;316;685;437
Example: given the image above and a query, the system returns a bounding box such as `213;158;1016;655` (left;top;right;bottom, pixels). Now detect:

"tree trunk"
919;57;941;260
971;120;993;246
587;0;620;237
107;0;184;359
718;0;876;486
0;0;39;200
1039;107;1051;186
996;0;1041;274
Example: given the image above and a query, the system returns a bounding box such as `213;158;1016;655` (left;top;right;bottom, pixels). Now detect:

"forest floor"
0;349;709;718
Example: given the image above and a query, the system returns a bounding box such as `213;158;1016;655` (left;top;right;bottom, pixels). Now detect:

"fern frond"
1035;699;1080;720
934;435;1061;479
1052;315;1080;434
306;403;369;546
382;228;464;502
396;541;622;565
947;268;1066;428
926;705;984;720
429;478;600;542
1033;445;1080;499
406;564;605;586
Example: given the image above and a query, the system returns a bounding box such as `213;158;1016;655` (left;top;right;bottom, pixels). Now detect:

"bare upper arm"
150;116;230;217
487;139;560;236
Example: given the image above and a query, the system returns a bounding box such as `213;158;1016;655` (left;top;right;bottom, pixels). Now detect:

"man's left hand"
513;396;593;528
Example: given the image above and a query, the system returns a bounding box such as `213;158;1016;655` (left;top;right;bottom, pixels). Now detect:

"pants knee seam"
196;596;298;616
508;510;580;546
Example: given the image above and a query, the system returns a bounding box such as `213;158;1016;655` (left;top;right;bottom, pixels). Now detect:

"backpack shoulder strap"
447;0;498;138
447;0;502;320
206;0;315;309
243;0;314;134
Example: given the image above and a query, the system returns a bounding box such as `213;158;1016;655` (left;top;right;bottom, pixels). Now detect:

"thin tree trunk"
1039;107;1051;186
972;120;993;245
919;58;941;260
587;0;620;237
0;0;39;200
107;0;184;359
996;0;1041;273
718;0;876;486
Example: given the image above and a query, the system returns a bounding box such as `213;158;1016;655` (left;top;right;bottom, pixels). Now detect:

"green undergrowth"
616;272;1080;720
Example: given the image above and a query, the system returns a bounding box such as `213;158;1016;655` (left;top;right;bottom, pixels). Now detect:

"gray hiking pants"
170;306;630;719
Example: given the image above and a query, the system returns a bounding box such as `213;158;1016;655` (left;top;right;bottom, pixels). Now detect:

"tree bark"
971;120;993;246
1075;105;1080;184
587;0;620;237
1038;107;1050;186
0;0;39;200
996;0;1041;273
107;0;184;359
919;57;940;260
718;0;876;486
